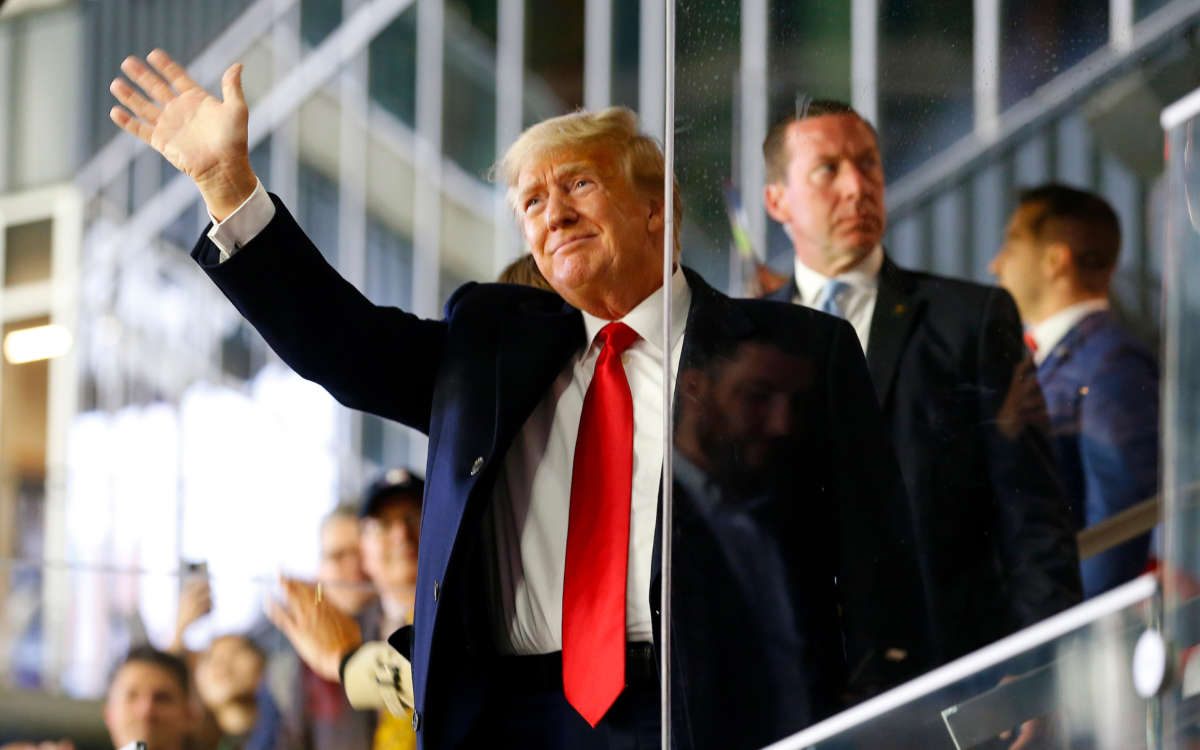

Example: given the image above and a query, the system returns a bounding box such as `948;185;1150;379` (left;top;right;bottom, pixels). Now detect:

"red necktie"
562;321;639;727
1023;331;1038;356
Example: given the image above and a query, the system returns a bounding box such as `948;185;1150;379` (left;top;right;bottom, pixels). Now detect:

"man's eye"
524;197;541;211
574;179;591;189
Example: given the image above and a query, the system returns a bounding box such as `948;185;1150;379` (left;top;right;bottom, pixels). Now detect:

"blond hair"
493;106;682;251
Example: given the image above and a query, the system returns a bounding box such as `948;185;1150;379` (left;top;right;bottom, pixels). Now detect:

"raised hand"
109;49;257;221
267;576;363;682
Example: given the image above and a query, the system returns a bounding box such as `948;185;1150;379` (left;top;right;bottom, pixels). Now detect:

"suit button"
411;710;421;731
433;580;440;602
470;457;484;476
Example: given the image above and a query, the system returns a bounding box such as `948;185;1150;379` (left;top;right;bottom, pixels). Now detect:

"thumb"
222;63;245;106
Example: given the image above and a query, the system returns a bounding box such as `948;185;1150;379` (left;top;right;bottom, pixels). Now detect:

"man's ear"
763;182;790;224
646;197;665;234
1042;242;1072;279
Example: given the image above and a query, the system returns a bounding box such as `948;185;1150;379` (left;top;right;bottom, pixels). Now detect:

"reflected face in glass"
360;493;421;594
103;662;192;750
679;342;810;481
990;203;1047;321
764;115;886;276
516;144;664;317
318;515;370;614
194;635;265;707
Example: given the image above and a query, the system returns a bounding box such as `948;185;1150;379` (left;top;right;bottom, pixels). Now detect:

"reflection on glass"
670;299;923;748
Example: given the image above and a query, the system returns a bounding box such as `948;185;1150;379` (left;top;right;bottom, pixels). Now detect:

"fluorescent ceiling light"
4;323;72;364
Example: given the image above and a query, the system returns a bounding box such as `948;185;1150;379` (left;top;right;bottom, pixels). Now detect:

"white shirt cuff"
342;640;415;717
205;179;276;263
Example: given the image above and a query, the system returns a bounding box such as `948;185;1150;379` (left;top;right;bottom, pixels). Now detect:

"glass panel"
772;578;1158;749
1000;0;1108;110
879;0;974;180
1161;93;1200;747
1137;0;1174;22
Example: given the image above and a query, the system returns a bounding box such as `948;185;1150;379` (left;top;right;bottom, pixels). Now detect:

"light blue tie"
817;279;850;318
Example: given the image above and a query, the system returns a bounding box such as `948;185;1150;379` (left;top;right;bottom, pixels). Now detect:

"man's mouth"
553;234;597;254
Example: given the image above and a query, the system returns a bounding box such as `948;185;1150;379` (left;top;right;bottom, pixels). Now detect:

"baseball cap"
359;468;425;519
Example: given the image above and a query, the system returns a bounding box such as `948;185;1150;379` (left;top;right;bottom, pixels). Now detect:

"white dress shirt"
207;183;691;655
792;245;883;352
1027;298;1110;366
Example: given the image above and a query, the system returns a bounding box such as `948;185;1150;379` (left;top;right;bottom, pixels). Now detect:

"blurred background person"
271;505;376;750
103;646;195;750
193;634;283;750
354;470;422;750
991;183;1159;597
497;253;554;291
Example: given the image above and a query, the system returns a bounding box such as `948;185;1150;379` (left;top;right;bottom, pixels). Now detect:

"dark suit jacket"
771;257;1083;670
192;196;920;750
1037;310;1158;597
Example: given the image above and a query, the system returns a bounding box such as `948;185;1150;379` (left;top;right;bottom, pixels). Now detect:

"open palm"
110;49;256;219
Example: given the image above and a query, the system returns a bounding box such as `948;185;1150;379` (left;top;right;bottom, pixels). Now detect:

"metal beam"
739;0;767;263
850;0;878;126
638;0;664;139
584;0;612;110
974;0;1000;140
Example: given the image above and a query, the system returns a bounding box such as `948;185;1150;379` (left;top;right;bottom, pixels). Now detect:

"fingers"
120;55;176;106
147;48;200;93
221;63;246;107
109;77;162;124
109;106;154;143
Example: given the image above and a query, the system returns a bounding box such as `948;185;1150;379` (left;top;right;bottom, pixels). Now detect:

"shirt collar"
581;266;692;355
793;245;884;305
1029;298;1110;364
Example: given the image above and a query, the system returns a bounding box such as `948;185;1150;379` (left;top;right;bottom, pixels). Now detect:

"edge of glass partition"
1161;87;1200;130
761;573;1158;750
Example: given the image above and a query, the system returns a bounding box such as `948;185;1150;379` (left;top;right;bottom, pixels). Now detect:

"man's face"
516;144;663;315
764;115;886;275
318;515;370;614
990;203;1047;321
103;662;191;750
688;342;812;483
361;494;421;595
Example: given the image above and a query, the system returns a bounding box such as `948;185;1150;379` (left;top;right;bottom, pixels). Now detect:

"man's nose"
764;395;793;436
546;191;576;229
837;163;871;198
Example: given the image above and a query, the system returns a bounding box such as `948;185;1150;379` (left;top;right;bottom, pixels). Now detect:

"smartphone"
118;742;147;750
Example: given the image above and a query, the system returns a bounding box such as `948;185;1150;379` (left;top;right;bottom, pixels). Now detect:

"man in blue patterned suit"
991;183;1159;598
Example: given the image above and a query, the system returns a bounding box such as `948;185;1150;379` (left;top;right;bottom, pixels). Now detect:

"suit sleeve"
825;318;929;696
978;288;1083;625
1078;347;1159;595
191;193;447;434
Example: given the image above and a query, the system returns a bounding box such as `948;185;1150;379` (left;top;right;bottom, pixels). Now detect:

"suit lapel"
493;293;586;454
866;257;923;407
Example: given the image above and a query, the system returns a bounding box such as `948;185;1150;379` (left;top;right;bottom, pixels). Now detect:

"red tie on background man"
1023;331;1039;356
563;321;639;727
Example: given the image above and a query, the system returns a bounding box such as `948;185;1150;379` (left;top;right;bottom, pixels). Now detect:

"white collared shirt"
207;185;691;655
792;245;883;352
1027;299;1110;366
486;266;690;654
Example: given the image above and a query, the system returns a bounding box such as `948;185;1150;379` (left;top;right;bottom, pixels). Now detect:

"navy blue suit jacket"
1037;310;1158;597
192;197;922;750
770;258;1082;670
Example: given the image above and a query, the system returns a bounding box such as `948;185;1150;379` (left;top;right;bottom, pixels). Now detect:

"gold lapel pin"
894;303;906;316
